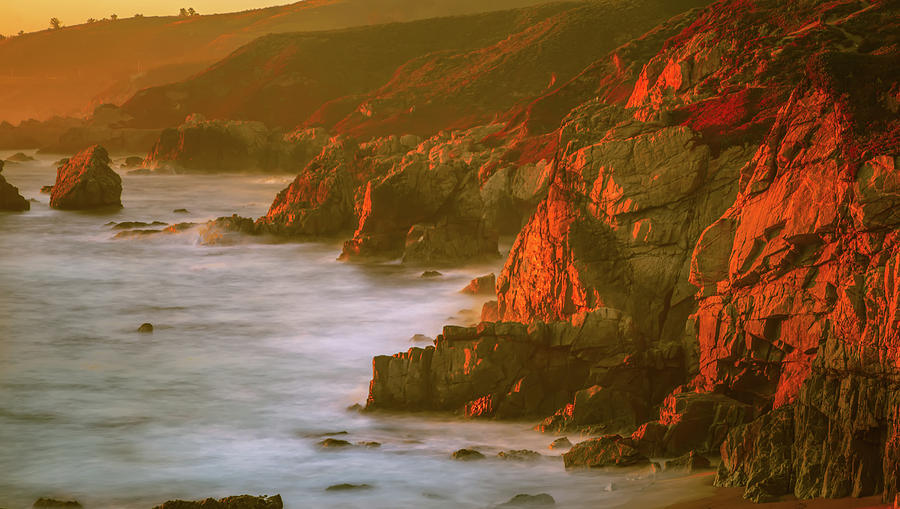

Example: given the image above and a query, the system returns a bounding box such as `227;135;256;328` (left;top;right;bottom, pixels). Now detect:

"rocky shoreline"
1;0;897;506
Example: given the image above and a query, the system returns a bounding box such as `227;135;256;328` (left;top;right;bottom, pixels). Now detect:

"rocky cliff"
367;0;900;504
0;160;30;211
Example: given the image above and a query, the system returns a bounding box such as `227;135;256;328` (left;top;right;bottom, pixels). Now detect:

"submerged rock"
451;448;485;461
420;271;442;278
137;323;154;333
152;494;283;509
318;438;353;448
111;221;167;230
497;449;540;461
33;499;82;508
495;493;555;507
326;483;372;491
49;145;122;210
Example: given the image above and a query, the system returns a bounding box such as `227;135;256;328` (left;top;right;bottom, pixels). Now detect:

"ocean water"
0;154;701;509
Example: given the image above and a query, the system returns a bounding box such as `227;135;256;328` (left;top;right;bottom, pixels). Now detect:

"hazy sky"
0;0;293;35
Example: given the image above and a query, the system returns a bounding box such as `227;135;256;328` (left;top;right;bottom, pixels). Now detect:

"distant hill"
0;0;552;123
121;0;712;137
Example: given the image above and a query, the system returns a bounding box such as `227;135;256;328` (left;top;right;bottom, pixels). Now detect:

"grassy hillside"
121;0;712;136
0;0;551;123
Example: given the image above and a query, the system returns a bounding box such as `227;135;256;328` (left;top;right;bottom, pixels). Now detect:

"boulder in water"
120;156;144;168
33;499;82;509
326;483;372;491
318;438;353;448
49;145;122;210
451;448;485;460
137;323;153;333
6;151;34;162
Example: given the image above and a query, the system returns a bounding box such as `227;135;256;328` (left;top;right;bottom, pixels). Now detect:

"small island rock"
50;145;122;210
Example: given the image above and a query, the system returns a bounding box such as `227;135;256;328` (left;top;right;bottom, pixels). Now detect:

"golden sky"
0;0;293;35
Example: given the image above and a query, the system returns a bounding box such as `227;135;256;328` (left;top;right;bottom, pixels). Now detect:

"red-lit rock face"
370;0;899;503
49;145;122;210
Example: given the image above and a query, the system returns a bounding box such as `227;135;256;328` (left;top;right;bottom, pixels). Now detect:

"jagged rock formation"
49;145;122;209
0;161;30;211
367;0;900;504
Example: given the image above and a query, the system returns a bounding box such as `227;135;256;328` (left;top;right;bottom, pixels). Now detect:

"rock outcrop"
0;161;30;211
366;0;900;504
562;436;649;469
142;115;330;173
49;145;122;210
152;494;282;509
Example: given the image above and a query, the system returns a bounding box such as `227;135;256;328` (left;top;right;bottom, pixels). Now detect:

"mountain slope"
121;0;714;136
0;0;550;123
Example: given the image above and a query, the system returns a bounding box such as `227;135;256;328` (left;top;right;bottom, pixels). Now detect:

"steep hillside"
123;0;714;136
0;0;550;123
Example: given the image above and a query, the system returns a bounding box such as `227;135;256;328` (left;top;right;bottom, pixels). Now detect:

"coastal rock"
143;116;328;173
548;437;572;450
152;494;283;509
664;451;711;473
495;493;555;507
658;391;752;456
715;405;793;503
363;0;900;504
326;483;372;491
497;449;540;461
137;323;154;333
49;145;122;209
460;273;496;295
367;319;594;418
562;436;649;469
451;448;485;461
0;162;29;211
6;151;34;162
120;156;144;168
318;438;353;448
33;499;82;508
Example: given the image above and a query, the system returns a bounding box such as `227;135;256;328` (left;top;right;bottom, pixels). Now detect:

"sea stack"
50;145;122;210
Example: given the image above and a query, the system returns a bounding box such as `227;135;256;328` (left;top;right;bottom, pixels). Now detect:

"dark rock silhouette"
0;161;29;211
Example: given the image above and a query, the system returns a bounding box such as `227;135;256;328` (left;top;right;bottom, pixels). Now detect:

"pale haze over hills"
0;0;288;35
0;0;550;123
